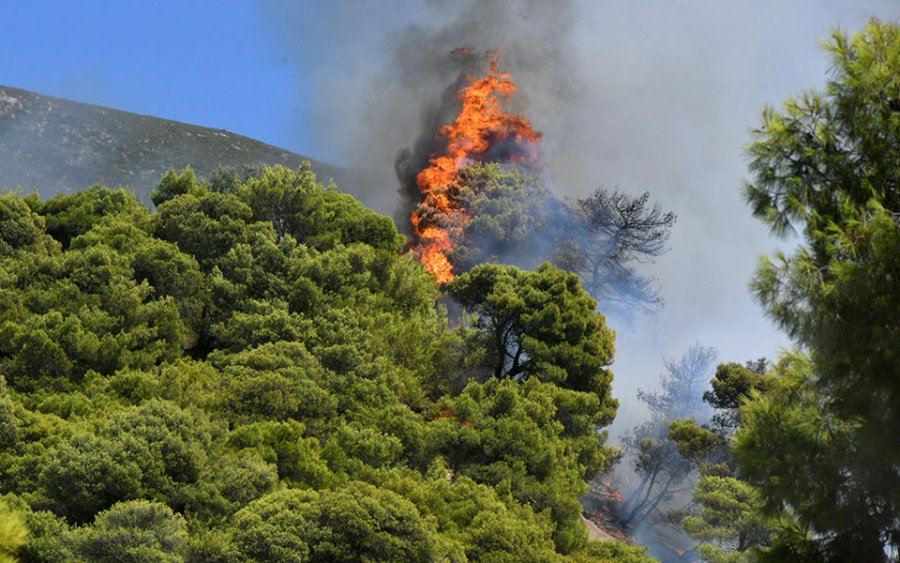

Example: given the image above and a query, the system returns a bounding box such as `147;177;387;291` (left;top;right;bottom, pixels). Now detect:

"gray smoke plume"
260;0;579;217
263;0;900;427
347;1;575;233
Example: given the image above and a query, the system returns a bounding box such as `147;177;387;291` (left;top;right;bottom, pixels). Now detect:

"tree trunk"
622;467;660;525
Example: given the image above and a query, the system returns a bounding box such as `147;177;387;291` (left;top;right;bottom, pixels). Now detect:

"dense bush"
0;165;631;561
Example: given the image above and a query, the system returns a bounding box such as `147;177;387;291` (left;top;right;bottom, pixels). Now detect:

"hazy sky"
4;1;899;430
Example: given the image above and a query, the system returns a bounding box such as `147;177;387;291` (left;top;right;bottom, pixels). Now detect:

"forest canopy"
0;163;653;562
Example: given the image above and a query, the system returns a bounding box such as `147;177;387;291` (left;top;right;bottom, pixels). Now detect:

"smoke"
262;0;900;422
385;1;576;219
259;0;577;213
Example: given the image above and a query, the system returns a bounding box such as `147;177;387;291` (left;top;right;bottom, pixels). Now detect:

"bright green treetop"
448;262;616;407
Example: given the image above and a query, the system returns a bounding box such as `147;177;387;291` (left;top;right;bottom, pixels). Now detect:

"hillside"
0;165;656;562
0;86;348;201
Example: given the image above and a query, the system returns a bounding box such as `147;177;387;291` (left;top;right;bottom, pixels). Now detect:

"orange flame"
593;479;625;502
411;55;541;284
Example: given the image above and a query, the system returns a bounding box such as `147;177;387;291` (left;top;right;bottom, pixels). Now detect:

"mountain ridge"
0;85;349;202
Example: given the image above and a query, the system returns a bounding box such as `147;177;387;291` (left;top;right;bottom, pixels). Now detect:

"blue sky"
2;1;322;156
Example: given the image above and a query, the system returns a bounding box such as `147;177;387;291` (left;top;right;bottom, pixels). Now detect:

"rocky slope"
0;85;347;201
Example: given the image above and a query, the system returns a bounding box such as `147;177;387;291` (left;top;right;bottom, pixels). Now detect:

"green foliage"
151;167;203;207
186;452;278;522
154;189;254;268
18;508;74;562
744;22;900;239
73;500;187;563
232;485;444;563
212;342;334;424
667;419;718;461
0;164;620;560
683;476;772;560
236;163;404;253
569;540;657;563
41;432;145;522
228;420;332;488
0;194;56;257
677;358;777;559
448;263;617;407
0;221;192;390
41;400;220;522
739;20;900;557
461;511;556;562
425;378;616;553
38;185;148;248
703;361;768;434
0;382;19;452
733;354;887;558
230;488;312;563
0;501;27;563
380;468;561;561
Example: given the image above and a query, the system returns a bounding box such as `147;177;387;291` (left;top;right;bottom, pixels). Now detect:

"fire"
411;55;541;283
594;479;625;503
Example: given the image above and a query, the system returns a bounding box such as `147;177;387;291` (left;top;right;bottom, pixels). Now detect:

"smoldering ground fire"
409;55;542;283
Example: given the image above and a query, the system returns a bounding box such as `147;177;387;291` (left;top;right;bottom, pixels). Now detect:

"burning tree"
445;163;558;273
407;53;676;319
410;57;541;284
